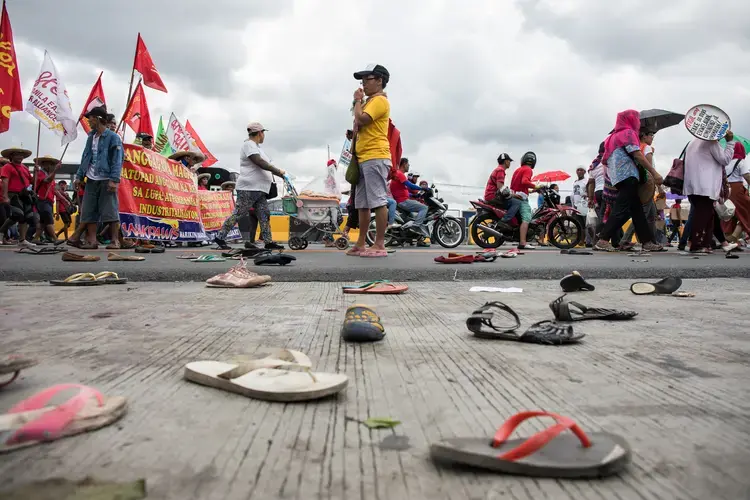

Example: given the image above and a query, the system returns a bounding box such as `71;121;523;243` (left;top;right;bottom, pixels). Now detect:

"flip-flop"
93;271;128;285
342;280;408;295
0;355;38;389
435;253;474;264
221;248;264;258
149;245;166;254
107;252;145;261
550;295;637;322
360;249;388;258
466;302;521;339
560;271;595;292
501;249;520;258
49;273;104;286
630;277;683;295
0;384;127;453
254;252;296;266
474;251;498;262
346;246;365;256
184;349;348;402
726;253;739;259
341;305;385;342
191;254;227;262
430;410;630;478
176;253;200;259
61;252;100;262
560;249;593;255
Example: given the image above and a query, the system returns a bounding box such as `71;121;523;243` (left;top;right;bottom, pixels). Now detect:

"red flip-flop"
430;411;630;478
435;253;474;264
342;281;408;294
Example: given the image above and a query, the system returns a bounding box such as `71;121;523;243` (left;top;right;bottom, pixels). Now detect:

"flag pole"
118;33;140;133
32;122;41;190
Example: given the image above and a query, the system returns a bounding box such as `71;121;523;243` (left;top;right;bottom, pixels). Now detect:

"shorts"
8;193;33;223
518;200;532;223
354;158;391;210
37;200;54;225
81;179;120;224
59;210;72;225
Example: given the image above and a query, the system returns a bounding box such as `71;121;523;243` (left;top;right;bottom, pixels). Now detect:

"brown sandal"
62;251;100;262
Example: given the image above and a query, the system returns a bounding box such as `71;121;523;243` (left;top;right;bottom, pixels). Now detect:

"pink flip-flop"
360;249;388;258
0;384;127;453
343;281;408;294
346;246;365;257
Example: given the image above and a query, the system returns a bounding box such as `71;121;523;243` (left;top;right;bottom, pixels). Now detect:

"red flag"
388;119;402;172
133;33;167;93
122;81;153;137
185;120;218;167
0;2;23;133
79;72;106;134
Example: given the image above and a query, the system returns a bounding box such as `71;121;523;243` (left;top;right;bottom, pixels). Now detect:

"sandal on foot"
630;277;682;295
49;273;104;286
184;349;347;402
466;302;521;340
550;295;636;321
341;305;385;342
0;384;127;453
430;410;630;478
0;356;37;389
342;280;408;295
559;271;595;292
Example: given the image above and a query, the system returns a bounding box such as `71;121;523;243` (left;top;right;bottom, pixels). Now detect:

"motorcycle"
468;186;583;249
365;184;466;248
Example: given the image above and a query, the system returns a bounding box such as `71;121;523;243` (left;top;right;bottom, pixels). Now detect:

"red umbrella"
532;170;570;183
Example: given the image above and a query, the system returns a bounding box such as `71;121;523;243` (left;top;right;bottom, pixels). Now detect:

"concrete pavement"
1;279;749;499
0;243;747;282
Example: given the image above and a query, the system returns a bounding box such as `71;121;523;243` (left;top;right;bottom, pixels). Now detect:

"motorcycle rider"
509;151;540;249
483;153;521;231
390;157;430;237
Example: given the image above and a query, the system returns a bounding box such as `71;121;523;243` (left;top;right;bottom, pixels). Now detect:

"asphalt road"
0;243;746;282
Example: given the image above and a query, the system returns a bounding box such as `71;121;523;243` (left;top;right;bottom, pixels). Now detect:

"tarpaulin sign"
118;144;206;241
198;189;240;240
685;104;731;141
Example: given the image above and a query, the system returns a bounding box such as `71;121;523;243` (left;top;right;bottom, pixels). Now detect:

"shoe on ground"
265;242;284;250
214;238;231;250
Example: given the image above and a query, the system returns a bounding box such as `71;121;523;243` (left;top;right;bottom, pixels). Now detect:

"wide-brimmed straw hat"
34;154;60;165
197;173;211;181
169;151;206;163
220;181;236;190
1;147;32;160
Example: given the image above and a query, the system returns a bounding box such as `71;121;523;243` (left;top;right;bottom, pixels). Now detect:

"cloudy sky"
3;0;749;208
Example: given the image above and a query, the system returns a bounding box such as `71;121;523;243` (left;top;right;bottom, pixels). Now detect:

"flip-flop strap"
492;411;591;461
549;295;574;321
5;384;104;445
217;349;316;382
467;302;521;334
344;280;389;290
64;273;96;283
94;271;119;281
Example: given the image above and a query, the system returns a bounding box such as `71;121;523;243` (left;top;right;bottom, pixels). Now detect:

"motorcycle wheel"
365;216;397;247
433;217;465;249
547;215;584;249
469;213;504;249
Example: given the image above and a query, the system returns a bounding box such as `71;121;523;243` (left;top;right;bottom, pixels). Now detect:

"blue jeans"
502;197;522;222
386;198;397;224
398;199;427;226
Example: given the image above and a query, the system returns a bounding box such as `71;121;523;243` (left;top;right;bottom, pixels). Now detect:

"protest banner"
198;189;240;240
685;104;730;141
118;143;206;241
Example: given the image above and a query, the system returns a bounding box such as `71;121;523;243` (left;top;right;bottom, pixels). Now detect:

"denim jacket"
76;128;124;183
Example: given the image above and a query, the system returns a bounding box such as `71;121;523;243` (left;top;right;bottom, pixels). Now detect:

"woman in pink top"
683;131;736;253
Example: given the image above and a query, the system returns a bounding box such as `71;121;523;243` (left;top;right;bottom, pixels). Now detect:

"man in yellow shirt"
349;64;392;258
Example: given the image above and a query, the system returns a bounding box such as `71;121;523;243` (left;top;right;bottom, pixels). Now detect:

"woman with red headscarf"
594;109;664;252
725;142;750;236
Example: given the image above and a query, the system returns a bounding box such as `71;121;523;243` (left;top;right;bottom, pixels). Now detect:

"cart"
281;177;349;250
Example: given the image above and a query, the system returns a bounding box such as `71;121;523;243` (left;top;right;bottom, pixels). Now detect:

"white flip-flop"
183;349;348;402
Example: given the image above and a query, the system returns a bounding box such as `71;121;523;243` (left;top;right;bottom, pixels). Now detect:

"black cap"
353;64;390;83
85;105;108;120
498;153;513;163
136;132;153;140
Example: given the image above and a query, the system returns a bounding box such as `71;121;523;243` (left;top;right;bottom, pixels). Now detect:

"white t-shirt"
726;158;749;183
589;164;605;192
236;140;273;193
86;134;107;181
572;177;588;206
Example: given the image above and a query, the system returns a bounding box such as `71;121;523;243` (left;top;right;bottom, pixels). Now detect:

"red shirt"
389;170;410;203
198;185;208;191
510;165;536;195
36;170;56;202
484;166;507;200
0;163;32;193
54;188;72;212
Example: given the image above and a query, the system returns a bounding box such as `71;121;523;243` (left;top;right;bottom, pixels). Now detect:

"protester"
0;156;12;245
620;128;660;248
213;122;284;251
725;142;750;236
197;173;210;190
484;153;521;231
390;157;429;237
572;166;588;239
683;131;736;253
169;151;205;173
509;151;539;249
221;181;236;193
31;155;63;245
137;132;154;150
107;113;117;132
54;180;74;240
594;110;663;252
666;198;683;245
71;106;124;250
0;148;34;248
348;63;392;258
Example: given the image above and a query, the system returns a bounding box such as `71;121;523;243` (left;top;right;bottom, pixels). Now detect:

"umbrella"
665;192;683;200
720;134;750;153
532;170;570;183
639;109;684;133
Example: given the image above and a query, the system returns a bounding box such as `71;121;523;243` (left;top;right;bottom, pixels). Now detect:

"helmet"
520;151;537;168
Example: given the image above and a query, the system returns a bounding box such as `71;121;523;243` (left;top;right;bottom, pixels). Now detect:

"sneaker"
517;243;536;250
214;238;231;250
18;240;37;249
265;242;284;250
722;242;738;253
642;242;663;252
244;241;259;249
594;240;616;252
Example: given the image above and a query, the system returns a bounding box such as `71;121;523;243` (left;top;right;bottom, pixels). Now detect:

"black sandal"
550;295;637;322
521;321;585;345
254;251;297;266
466;302;521;339
559;271;595;292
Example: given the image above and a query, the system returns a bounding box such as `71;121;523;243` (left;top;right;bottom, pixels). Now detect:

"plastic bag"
715;202;733;221
298;160;343;200
586;209;598;228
